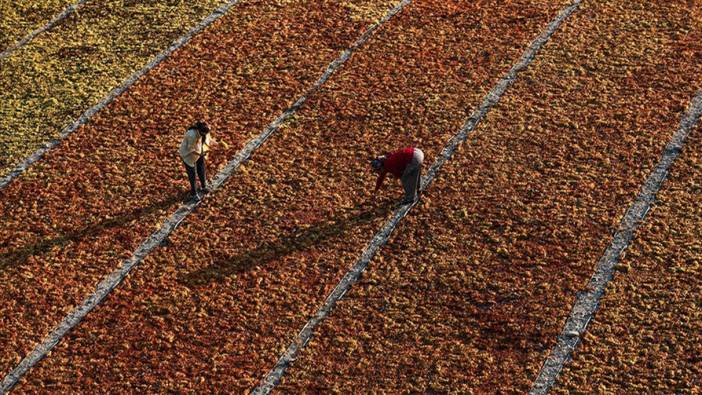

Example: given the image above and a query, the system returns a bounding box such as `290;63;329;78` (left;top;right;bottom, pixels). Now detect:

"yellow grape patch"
0;0;74;50
0;0;227;178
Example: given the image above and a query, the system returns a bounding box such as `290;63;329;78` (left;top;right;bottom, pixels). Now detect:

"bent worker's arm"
374;171;386;192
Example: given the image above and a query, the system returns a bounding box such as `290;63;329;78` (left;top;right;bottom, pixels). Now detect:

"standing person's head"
193;121;210;137
370;155;385;173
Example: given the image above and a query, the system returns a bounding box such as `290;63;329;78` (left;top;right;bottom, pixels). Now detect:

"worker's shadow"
0;193;183;273
178;199;394;287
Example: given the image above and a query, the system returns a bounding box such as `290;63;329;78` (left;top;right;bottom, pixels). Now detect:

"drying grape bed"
0;0;228;178
0;0;74;51
553;123;702;393
1;0;701;393
0;0;385;381
275;0;702;392
12;0;568;392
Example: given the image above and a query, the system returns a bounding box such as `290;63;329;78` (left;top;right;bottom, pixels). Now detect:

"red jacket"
375;147;415;191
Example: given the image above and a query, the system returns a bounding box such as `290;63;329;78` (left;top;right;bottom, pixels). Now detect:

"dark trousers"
183;156;206;194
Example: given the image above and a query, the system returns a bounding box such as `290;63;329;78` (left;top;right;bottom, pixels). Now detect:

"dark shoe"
189;192;201;202
199;186;211;194
400;196;417;206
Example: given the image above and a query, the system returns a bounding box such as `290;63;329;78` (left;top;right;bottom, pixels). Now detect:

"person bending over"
371;147;424;205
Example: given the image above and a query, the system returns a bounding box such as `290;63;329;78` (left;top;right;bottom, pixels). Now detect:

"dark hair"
193;121;210;134
370;157;384;170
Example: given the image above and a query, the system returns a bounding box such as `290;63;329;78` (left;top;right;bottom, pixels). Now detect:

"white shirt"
179;128;212;167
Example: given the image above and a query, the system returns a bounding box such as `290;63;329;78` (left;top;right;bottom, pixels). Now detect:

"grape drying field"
0;0;700;393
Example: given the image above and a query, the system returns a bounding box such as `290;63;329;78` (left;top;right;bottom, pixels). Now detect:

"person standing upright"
179;121;212;201
371;147;424;205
